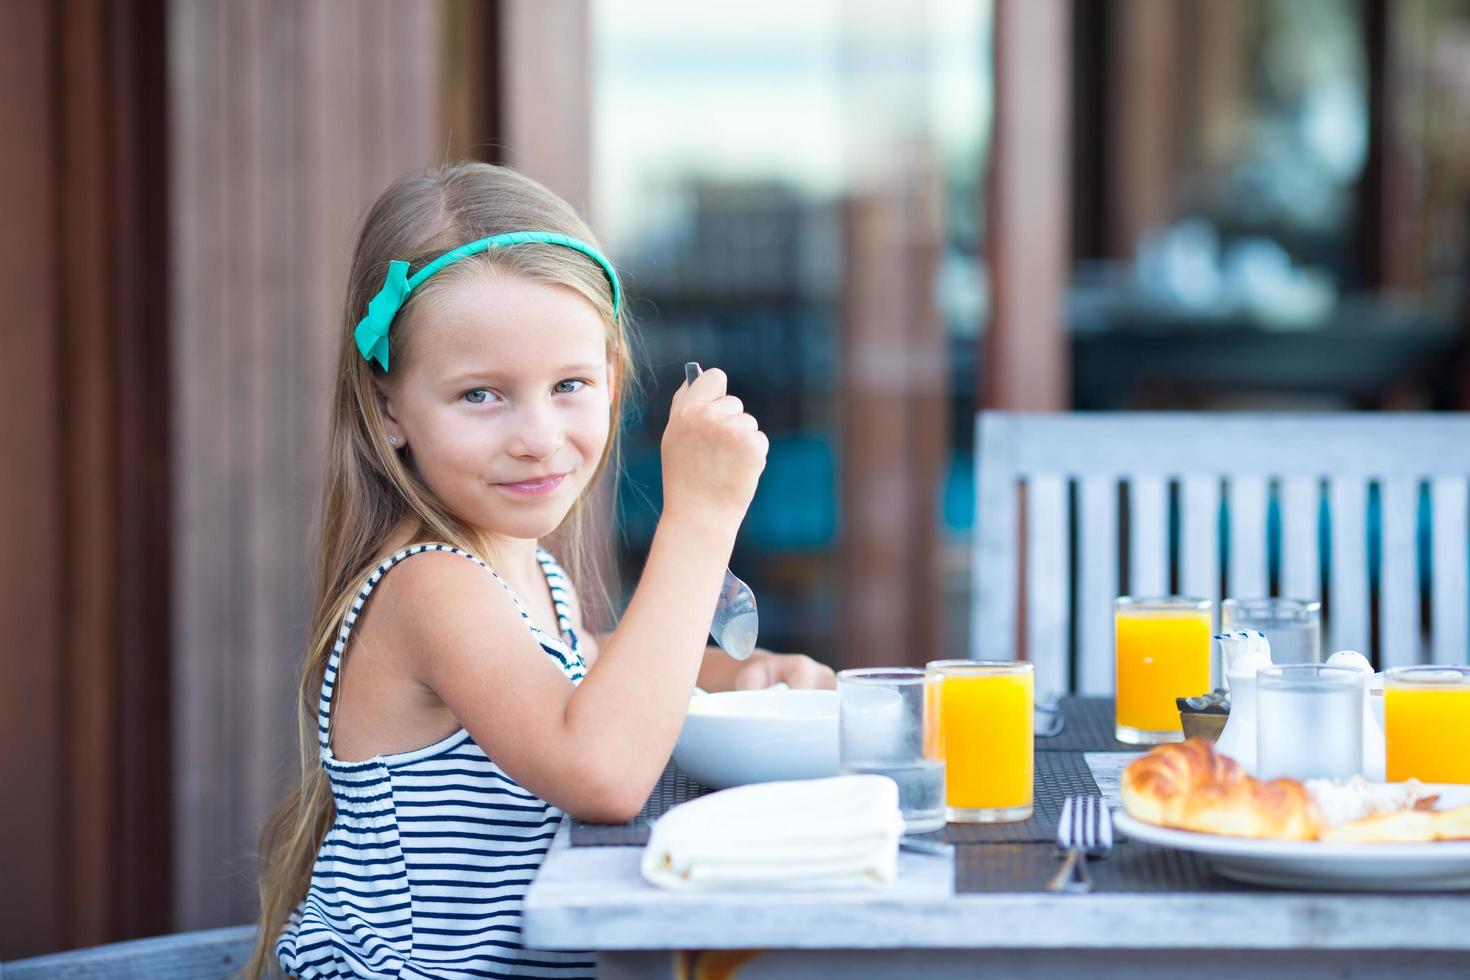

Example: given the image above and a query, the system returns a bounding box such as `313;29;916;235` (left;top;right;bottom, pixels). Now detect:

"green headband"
354;230;623;371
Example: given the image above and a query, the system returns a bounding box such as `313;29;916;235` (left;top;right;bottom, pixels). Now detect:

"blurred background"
3;0;1469;960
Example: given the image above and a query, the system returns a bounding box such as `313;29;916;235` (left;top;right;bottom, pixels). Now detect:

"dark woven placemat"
940;752;1105;844
1037;697;1146;753
571;753;1108;847
955;841;1255;893
569;762;710;846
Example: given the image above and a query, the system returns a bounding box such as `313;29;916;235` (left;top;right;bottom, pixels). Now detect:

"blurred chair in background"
973;411;1470;703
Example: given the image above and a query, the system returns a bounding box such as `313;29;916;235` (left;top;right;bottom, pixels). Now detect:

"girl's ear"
374;380;408;450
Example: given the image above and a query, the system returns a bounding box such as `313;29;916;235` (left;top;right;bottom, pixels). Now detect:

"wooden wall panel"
501;0;592;214
0;0;65;958
168;0;443;930
108;0;174;944
59;0;122;948
0;0;172;958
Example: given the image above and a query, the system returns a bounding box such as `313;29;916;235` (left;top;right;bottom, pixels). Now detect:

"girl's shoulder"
360;542;517;637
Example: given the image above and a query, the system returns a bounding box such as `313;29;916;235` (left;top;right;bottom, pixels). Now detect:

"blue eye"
554;380;586;394
462;388;494;405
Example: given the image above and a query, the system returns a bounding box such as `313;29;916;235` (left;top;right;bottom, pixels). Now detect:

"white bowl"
673;689;839;789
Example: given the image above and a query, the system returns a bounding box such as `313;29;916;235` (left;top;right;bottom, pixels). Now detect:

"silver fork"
1045;795;1113;893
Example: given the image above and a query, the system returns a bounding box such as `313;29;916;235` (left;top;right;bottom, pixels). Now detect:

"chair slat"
1077;476;1118;696
974;418;1019;660
1328;477;1370;655
1227;476;1269;600
1431;477;1468;665
4;925;256;979
1025;476;1070;702
1179;475;1221;619
1128;476;1168;597
1380;478;1421;668
1280;476;1321;601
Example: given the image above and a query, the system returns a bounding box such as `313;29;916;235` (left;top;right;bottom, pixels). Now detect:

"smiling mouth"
495;474;567;496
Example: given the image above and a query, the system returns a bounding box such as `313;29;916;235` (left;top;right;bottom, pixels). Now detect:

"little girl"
248;162;834;979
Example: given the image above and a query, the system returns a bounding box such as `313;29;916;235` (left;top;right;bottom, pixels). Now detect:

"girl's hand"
732;650;836;691
660;368;768;533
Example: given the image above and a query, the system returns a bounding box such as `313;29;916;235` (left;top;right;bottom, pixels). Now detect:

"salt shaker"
1325;650;1386;781
1213;630;1271;774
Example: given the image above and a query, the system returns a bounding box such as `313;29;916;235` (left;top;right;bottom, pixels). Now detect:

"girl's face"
379;271;613;546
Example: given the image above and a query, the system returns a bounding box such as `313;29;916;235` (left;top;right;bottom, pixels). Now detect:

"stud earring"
388;435;399;446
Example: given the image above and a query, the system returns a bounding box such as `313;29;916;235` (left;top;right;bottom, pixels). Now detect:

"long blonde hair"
245;162;634;978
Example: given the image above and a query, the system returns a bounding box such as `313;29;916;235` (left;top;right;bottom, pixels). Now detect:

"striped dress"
276;543;597;979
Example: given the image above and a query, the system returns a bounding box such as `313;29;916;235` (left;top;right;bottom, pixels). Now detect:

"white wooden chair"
2;925;255;979
972;412;1470;702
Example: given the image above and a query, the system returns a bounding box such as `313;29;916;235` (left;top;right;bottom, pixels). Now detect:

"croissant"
1121;738;1322;840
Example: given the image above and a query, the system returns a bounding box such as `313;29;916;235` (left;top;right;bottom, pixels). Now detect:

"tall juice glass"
1115;597;1213;745
1385;666;1470;784
926;660;1033;823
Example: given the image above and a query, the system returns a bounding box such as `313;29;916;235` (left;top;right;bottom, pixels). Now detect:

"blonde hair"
245;162;634;978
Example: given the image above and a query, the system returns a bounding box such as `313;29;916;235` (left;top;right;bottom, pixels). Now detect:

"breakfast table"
522;698;1470;979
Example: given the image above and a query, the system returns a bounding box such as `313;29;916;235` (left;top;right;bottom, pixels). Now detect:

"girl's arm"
403;369;768;822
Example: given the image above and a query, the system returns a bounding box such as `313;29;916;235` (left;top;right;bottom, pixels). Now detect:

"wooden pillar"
168;0;443;930
1362;0;1424;295
1105;0;1181;260
986;0;1070;411
839;167;947;669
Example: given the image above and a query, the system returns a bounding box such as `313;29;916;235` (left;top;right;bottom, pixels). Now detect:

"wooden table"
523;752;1470;979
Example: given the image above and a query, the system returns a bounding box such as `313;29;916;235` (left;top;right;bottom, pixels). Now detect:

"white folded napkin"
640;774;906;891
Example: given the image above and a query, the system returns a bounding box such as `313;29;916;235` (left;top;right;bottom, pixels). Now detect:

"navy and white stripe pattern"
276;544;595;979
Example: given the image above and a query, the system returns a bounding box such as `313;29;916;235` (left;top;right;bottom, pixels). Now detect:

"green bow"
354;260;411;371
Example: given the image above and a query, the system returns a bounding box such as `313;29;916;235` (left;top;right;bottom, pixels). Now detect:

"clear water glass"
1256;664;1364;781
1222;598;1322;667
837;668;946;834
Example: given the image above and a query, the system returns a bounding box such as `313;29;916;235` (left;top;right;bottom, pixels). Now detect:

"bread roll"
1121;738;1322;840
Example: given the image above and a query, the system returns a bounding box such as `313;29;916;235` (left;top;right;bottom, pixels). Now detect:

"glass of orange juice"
925;660;1033;823
1115;596;1213;745
1385;665;1470;784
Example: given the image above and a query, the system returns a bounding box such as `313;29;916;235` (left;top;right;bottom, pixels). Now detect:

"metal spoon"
684;361;759;660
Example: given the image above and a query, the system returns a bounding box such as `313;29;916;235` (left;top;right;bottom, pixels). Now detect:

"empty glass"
1222;598;1322;667
1256;664;1365;781
837;668;946;833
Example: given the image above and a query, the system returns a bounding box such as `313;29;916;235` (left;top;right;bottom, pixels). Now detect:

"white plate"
1114;784;1470;890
